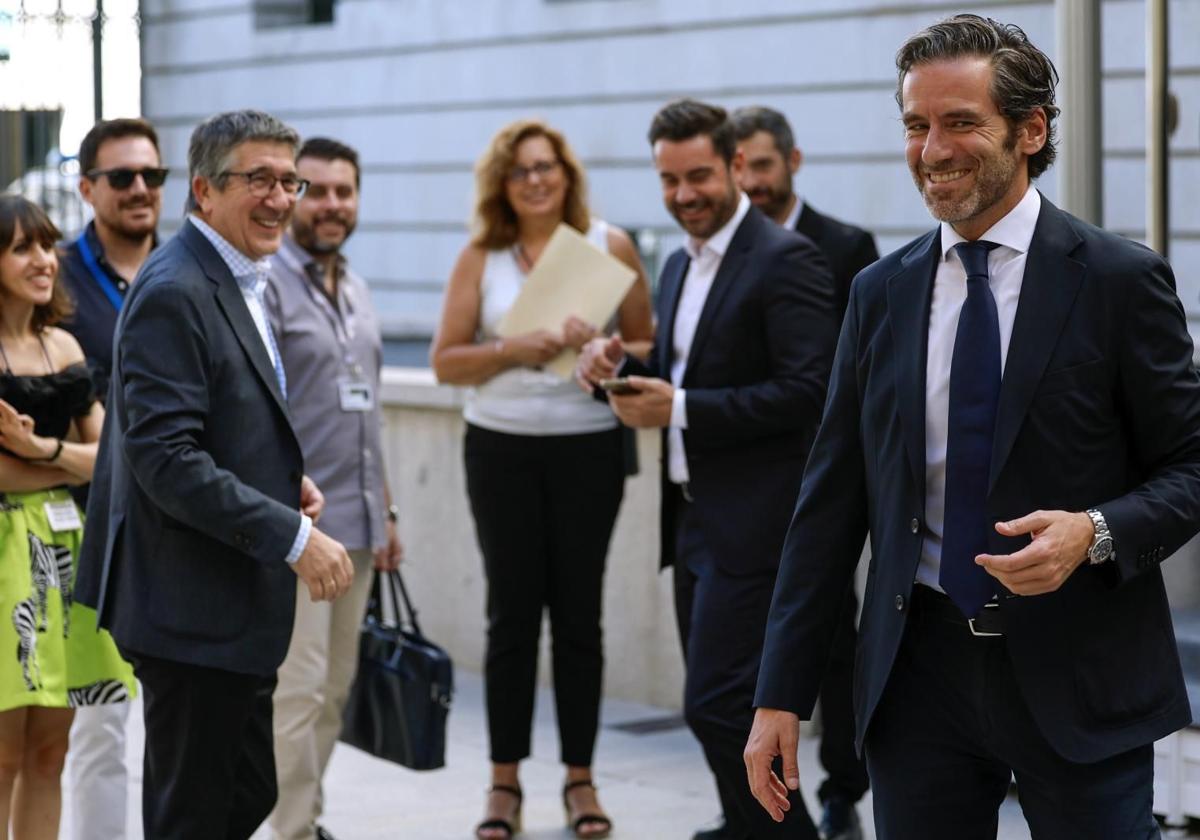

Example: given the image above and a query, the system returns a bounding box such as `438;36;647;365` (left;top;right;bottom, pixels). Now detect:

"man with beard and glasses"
576;99;840;840
729;105;877;840
58;116;165;840
746;14;1200;838
264;137;402;840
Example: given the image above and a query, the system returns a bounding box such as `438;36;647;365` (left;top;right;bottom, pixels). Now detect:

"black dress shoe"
315;826;337;840
818;796;863;840
691;815;751;840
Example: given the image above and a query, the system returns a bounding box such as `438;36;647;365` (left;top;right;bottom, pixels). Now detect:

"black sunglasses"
87;167;169;189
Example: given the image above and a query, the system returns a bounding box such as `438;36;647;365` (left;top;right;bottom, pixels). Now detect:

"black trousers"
464;424;625;766
866;586;1160;840
127;650;278;840
672;487;818;840
816;586;870;805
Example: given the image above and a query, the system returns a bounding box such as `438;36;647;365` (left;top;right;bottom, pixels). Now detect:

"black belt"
910;584;1006;637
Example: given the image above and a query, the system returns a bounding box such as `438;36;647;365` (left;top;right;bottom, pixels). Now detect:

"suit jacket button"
895;594;905;611
909;518;920;534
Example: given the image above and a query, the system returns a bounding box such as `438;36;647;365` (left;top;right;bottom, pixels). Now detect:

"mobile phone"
598;377;641;395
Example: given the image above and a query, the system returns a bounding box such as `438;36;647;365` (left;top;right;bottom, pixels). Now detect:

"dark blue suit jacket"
756;195;1200;764
793;201;879;324
626;205;840;575
76;220;306;677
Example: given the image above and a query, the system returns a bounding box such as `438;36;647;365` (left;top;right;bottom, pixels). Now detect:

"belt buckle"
967;602;1002;638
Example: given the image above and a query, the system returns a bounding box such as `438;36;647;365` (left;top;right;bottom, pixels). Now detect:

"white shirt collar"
188;214;273;284
782;194;804;231
685;192;751;260
939;185;1041;261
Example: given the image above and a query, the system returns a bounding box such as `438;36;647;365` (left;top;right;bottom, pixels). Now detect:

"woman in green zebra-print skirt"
0;196;134;839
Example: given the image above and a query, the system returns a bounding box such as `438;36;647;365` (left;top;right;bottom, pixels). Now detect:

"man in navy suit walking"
579;99;840;839
77;110;355;839
746;14;1200;838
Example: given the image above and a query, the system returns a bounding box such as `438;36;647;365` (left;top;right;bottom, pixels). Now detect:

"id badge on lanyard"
338;364;374;412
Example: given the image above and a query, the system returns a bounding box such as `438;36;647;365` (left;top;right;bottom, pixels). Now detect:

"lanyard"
75;233;125;312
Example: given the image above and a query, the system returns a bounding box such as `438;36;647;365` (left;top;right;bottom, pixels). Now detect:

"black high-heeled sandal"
562;779;613;839
475;784;523;839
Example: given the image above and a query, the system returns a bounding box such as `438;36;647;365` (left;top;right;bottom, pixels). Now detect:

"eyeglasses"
221;170;309;198
86;167;169;189
508;160;560;183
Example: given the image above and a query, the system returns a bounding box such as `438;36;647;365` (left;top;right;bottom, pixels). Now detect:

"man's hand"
608;376;673;428
374;519;404;572
293;527;354;602
744;708;801;823
562;315;599;352
300;475;325;524
976;510;1095;595
575;335;623;393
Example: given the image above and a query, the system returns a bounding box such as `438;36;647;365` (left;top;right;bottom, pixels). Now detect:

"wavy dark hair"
0;194;73;332
895;14;1060;179
648;98;737;164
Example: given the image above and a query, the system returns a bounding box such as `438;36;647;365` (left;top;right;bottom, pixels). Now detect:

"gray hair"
730;106;796;158
895;14;1060;179
185;110;300;211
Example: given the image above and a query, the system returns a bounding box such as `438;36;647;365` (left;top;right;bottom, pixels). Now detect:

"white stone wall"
139;0;1200;337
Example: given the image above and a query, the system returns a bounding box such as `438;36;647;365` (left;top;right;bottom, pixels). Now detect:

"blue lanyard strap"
75;232;125;312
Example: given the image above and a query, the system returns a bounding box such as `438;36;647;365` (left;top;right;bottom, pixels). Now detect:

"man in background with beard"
731;105;878;840
59;116;167;840
577;99;840;840
265;137;403;840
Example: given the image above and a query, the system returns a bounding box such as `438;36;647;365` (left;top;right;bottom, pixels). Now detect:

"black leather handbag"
339;569;453;770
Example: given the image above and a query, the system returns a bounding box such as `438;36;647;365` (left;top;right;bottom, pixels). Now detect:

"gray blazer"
76;220;306;676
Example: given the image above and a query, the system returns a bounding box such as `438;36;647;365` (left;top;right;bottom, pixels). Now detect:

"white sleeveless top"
463;219;620;436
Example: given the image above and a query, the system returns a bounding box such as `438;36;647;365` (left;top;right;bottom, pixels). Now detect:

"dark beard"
294;217;354;255
748;182;793;221
100;215;156;246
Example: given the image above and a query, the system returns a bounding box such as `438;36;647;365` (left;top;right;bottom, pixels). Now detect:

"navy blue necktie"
940;240;1001;618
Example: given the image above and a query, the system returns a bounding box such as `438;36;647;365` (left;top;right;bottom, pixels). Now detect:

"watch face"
1091;536;1114;564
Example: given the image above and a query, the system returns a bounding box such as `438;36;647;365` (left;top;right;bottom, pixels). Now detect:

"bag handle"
377;568;423;636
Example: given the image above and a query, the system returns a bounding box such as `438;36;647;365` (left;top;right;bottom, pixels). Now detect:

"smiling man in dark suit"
745;15;1200;839
578;98;840;840
76;109;354;839
732;104;878;840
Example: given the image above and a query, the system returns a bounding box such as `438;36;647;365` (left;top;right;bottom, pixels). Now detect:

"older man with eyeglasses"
75;109;354;839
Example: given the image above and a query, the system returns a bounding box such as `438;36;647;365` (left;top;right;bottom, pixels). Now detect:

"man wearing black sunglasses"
58;116;165;840
61;118;165;403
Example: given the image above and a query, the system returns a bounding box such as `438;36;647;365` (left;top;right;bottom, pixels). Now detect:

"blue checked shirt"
189;215;311;565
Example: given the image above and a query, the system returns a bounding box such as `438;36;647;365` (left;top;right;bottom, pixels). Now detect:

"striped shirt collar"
188;214;273;292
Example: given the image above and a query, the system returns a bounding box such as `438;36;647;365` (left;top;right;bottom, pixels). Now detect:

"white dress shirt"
666;192;751;483
188;215;312;565
915;186;1041;590
781;193;804;232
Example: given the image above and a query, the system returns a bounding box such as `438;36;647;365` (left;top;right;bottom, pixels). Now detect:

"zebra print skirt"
0;487;136;712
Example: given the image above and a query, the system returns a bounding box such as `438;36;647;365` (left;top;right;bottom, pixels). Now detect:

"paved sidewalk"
69;670;1044;839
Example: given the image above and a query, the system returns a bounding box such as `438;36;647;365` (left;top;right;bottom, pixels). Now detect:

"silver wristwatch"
1085;508;1114;565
